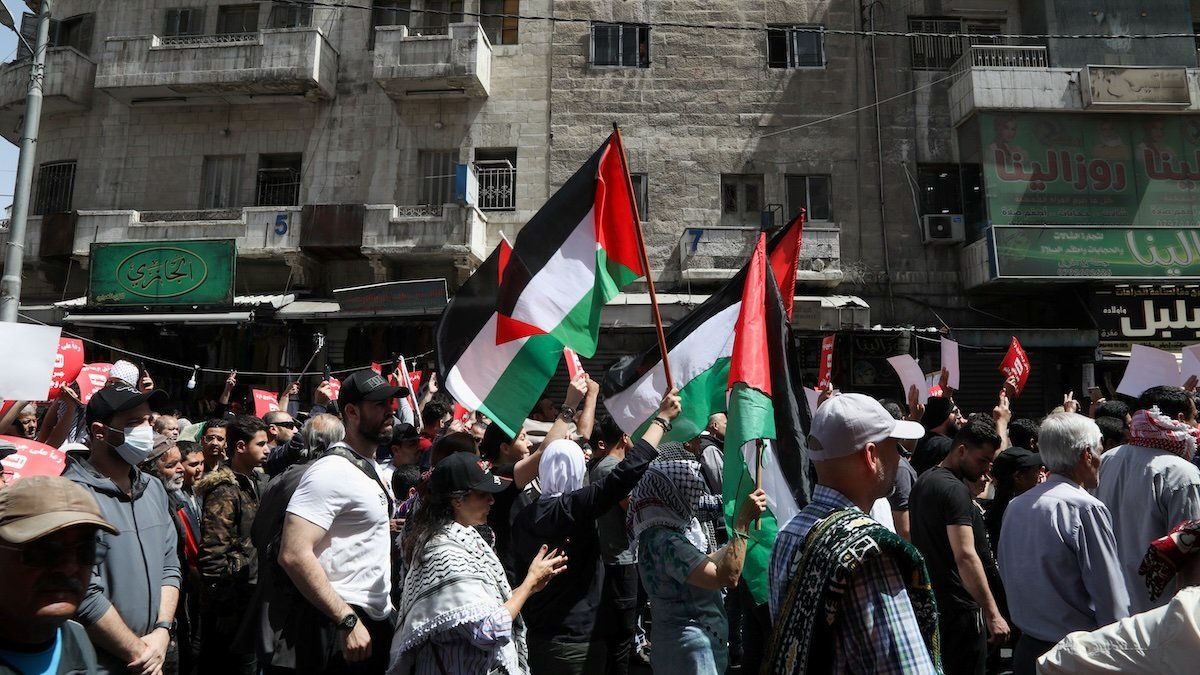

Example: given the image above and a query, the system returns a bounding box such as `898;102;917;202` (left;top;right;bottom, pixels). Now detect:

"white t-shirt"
287;448;394;620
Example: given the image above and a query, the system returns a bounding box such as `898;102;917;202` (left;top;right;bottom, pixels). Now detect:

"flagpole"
754;438;765;531
613;123;674;391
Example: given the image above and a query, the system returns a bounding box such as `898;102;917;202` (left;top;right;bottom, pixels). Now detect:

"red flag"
1000;337;1031;396
452;402;473;428
407;371;423;394
75;364;112;405
252;389;281;417
47;338;85;400
727;233;772;396
0;435;67;482
767;211;805;320
817;335;835;389
564;347;586;380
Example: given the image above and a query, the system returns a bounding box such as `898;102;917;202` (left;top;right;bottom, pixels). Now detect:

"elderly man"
997;413;1131;674
766;394;934;673
0;476;120;674
1098;385;1200;613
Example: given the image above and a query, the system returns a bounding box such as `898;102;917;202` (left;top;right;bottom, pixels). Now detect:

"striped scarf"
1129;406;1200;462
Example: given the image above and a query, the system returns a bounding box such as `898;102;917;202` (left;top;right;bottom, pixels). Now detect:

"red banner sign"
452;402;473;429
1000;337;1031;396
252;389;281;418
817;336;835;389
564;348;586;380
47;338;85;400
75;364;112;405
0;435;67;482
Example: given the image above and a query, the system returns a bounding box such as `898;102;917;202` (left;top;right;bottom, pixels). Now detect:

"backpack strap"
326;445;395;516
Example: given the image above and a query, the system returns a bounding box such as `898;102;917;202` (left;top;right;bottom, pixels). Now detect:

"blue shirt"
0;628;63;675
637;526;725;636
769;485;936;674
998;473;1132;643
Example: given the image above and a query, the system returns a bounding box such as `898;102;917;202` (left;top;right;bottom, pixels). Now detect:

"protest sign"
252;389;281;417
941;337;960;390
564;348;586;380
75;364;112;405
817;336;835;389
888;355;929;405
47;338;85;400
1117;344;1200;396
0;436;67;482
999;337;1031;396
0;324;62;401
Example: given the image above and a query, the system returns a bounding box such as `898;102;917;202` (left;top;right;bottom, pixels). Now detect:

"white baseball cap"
809;394;925;461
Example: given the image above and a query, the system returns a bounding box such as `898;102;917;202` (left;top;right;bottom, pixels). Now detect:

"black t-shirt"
486;461;520;572
909;466;980;613
912;432;952;475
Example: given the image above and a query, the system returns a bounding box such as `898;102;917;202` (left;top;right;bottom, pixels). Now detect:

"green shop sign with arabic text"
89;240;236;306
990;226;1200;280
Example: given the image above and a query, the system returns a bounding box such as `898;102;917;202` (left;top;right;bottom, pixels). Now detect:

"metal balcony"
373;23;491;100
678;225;842;288
362;203;488;262
0;47;95;143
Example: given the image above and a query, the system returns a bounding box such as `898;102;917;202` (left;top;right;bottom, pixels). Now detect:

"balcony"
96;28;337;105
0;48;95;143
950;44;1200;125
373;23;491;100
678;225;842;288
68;208;303;259
362;203;488;263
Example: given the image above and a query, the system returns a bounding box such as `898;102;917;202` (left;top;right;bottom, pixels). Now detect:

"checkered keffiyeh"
1139;519;1200;601
1128;406;1200;462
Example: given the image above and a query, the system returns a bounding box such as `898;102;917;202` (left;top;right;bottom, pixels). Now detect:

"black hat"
337;370;409;407
0;440;16;462
430;452;511;494
86;383;168;426
920;396;956;430
992;447;1043;480
390;422;420;446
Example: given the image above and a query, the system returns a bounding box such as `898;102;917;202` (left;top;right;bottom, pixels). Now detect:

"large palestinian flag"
722;231;812;606
603;213;805;442
496;131;645;358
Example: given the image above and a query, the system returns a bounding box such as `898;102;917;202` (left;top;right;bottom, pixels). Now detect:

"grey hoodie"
64;456;181;672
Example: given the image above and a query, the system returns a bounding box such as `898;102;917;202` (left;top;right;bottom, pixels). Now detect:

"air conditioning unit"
922;214;965;245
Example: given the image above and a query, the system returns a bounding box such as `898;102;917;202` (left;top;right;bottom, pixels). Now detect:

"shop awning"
52;294;293;326
62;311;253;325
599;293;870;330
275;300;340;320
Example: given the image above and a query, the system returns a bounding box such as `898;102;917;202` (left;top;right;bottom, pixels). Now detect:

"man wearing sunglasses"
0;476;119;674
263;411;297;453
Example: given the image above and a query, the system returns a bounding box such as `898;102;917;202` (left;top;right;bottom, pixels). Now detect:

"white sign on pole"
941;337;960;390
0;323;63;401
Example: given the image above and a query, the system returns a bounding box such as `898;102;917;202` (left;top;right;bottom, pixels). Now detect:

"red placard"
47;338;85;401
452;402;473;429
999;337;1031;396
252;389;281;417
0;435;67;482
564;348;586;380
326;377;341;401
817;335;835;389
407;370;423;394
370;362;383;375
75;364;112;405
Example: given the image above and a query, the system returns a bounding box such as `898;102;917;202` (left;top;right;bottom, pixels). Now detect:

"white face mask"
111;424;155;466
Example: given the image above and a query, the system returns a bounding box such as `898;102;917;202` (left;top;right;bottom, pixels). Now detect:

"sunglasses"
0;538;100;568
272;421;297;429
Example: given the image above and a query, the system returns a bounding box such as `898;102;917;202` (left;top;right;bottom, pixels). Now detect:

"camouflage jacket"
195;465;265;599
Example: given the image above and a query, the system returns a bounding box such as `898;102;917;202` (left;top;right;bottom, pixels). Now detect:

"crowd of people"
2;356;1200;675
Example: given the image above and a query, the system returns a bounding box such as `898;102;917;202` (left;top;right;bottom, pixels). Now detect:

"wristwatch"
335;612;359;632
153;620;176;637
558;404;577;422
652;416;673;432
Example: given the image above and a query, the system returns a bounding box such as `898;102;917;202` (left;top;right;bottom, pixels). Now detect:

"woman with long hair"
389;452;567;675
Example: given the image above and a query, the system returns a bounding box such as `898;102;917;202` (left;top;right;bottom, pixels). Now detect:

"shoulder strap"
327;446;395;516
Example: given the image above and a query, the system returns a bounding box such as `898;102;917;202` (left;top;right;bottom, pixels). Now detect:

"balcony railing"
475;161;515;211
951;44;1049;82
373;23;492;99
159;32;259;46
679;225;841;287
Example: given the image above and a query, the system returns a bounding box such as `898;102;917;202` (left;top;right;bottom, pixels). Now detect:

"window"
767;25;825;68
785;175;831;222
419;150;458;206
201;156;243;209
1194;23;1200;52
909;17;1004;70
256;154;301;207
412;0;462;36
480;0;518;45
268;2;312;28
165;8;205;37
17;12;94;58
720;174;764;224
591;23;650;67
917;164;985;225
630;173;648;219
216;4;260;34
474;148;516;211
34;161;76;215
370;0;410;48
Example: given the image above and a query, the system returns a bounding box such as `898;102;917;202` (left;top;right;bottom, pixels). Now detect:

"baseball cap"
430;452;511;494
0;476;119;544
0;440;15;462
992;447;1043;478
86;383;168;426
809;394;925;461
337;370;409;407
390;422;420;446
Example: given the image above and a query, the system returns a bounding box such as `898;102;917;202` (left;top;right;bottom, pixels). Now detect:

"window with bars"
165;8;205;37
419;150;458;206
720;174;764;224
34;161;76;215
908;17;1004;70
785;175;831;222
767;25;825;68
474;148;517;211
630;173;648;219
200;156;243;209
412;0;463;35
591;23;650;67
268;2;312;28
480;0;518;45
256;154;301;207
216;4;260;34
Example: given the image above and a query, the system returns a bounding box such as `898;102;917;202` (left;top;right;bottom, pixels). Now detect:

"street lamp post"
0;0;52;323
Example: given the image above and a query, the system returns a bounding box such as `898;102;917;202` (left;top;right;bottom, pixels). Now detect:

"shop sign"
333;279;449;316
89;240;235;306
1092;286;1200;350
990;225;1200;280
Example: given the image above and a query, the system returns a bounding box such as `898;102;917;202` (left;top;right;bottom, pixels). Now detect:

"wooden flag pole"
613;123;674;391
755;438;765;531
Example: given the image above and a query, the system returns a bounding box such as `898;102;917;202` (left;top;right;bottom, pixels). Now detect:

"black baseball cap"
86;383;168;426
337;370;409;407
390;422;420;446
430;452;511;494
992;447;1043;478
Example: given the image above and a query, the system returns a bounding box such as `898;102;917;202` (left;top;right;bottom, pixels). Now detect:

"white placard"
1117;344;1184;397
888;354;929;405
1183;344;1200;384
804;387;820;415
0;323;63;401
941;337;960;390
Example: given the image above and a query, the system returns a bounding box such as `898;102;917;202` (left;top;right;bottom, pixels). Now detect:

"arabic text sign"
0;323;62;401
817;336;835;389
1092;287;1200;349
991;226;1200;280
980;113;1200;227
252;389;280;418
0;435;67;482
48;338;85;400
1000;337;1031;396
89;240;235;306
75;364;112;405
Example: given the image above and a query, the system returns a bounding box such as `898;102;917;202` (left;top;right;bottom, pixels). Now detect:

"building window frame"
908;16;1005;70
267;2;313;28
33;160;77;215
720;173;764;225
630;173;648;220
216;3;261;35
164;8;206;37
785;174;832;223
767;24;826;69
590;22;650;68
480;0;519;45
255;154;301;207
916;163;985;225
418;149;458;206
200;155;244;209
474;147;517;211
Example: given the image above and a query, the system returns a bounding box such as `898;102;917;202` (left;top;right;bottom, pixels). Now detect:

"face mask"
111;424;155;466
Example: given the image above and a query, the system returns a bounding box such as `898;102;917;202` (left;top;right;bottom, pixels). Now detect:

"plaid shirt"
769;485;938;674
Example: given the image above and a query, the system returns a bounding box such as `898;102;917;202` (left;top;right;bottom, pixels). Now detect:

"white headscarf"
538;439;586;498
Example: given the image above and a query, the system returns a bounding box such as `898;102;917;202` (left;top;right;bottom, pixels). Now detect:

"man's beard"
165;475;185;491
945;418;961;437
359;419;392;445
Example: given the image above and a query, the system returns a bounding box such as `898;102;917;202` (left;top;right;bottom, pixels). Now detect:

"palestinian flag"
603;213;805;442
496;131;645;357
437;238;564;437
723;231;812;606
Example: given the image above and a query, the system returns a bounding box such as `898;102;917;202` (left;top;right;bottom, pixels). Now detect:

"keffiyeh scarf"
1129;406;1200;461
627;459;719;549
1139;519;1200;601
390;521;527;674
